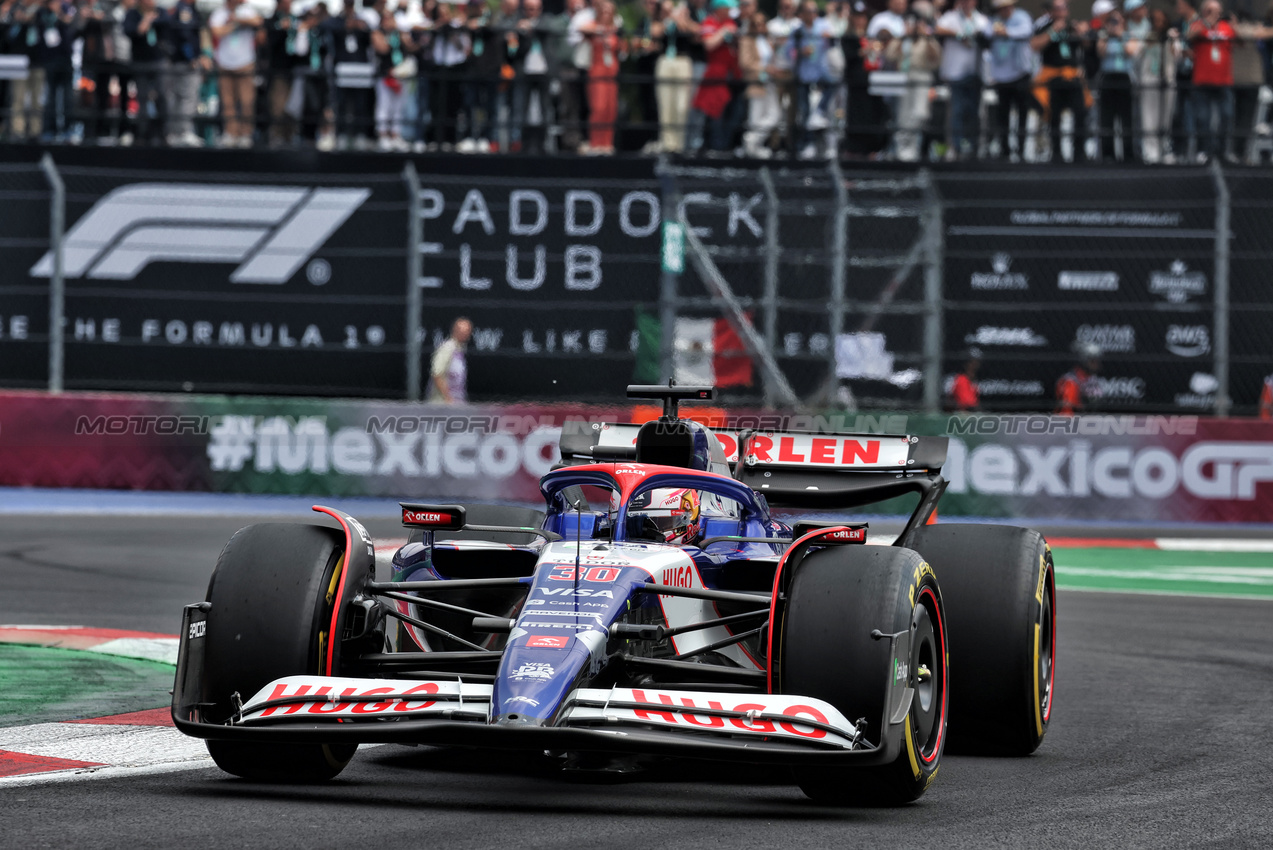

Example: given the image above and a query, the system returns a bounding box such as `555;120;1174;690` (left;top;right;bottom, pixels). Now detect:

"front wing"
174;606;912;767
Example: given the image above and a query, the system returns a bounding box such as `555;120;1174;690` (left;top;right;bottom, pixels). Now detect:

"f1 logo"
30;183;370;284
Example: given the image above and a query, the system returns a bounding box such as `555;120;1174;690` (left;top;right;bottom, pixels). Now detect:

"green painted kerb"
1053;548;1273;600
0;645;175;728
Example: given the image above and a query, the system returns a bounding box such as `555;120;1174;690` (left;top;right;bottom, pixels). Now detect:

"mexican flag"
632;309;753;388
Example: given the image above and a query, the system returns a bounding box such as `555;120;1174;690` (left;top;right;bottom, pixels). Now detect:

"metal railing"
3;25;1271;164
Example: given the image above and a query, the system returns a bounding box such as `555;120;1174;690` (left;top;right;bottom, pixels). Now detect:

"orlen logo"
30;183;369;284
823;527;867;543
403;510;449;525
631;690;830;739
527;635;569;648
746;435;886;466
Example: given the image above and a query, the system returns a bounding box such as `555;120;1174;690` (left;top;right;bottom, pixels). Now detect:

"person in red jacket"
1188;0;1235;162
1260;373;1272;420
1056;343;1101;416
949;350;981;411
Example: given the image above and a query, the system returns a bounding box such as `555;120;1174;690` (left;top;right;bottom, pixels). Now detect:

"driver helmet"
630;487;702;545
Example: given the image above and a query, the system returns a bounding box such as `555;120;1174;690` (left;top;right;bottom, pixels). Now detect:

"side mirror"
400;503;467;530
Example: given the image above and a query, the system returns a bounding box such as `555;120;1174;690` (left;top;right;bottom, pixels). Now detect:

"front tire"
780;545;948;805
906;524;1055;756
203;523;358;782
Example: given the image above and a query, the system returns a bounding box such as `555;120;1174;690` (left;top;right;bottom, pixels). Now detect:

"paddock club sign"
0;160;765;399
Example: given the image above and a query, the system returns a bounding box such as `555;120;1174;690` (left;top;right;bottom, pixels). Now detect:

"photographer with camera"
1030;0;1091;162
936;0;989;159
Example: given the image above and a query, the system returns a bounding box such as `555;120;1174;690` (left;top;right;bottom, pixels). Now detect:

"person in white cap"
1125;0;1150;39
987;0;1036;160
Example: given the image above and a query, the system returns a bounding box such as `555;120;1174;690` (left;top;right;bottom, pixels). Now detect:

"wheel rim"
1038;575;1055;724
910;587;947;762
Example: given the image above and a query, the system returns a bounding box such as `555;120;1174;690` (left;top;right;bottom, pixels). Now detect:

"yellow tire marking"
1033;547;1050;736
904;714;921;778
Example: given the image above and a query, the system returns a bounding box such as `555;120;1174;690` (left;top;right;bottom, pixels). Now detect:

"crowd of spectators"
2;0;1272;161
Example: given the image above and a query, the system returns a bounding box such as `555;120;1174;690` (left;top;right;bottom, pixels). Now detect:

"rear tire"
780;545;948;805
203;523;358;782
906;524;1055;756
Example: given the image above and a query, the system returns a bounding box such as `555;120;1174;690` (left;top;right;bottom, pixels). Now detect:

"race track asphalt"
1;515;1270;849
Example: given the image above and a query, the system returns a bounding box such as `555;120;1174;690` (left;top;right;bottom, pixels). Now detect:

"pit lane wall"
2;391;1270;524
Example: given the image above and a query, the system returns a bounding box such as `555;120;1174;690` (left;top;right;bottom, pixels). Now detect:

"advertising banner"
2;391;1271;524
935;170;1223;413
1;150;1270;413
935;413;1273;524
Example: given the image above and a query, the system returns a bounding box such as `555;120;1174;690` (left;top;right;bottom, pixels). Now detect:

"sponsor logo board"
970;253;1028;290
964;326;1048;347
1076;324;1136;354
1166;324;1211;357
1058;271;1120;292
1150;260;1207;303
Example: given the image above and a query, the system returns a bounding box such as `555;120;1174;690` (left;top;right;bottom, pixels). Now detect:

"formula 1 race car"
173;385;1055;805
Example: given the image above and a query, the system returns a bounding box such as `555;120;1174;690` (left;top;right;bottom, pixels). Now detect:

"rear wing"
558;421;948;508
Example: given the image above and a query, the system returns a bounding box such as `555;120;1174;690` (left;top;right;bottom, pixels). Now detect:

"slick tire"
781;545;948;806
906;524;1055;756
203;523;358;782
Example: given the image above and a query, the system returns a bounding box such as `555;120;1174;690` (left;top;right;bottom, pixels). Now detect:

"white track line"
1153;539;1273;553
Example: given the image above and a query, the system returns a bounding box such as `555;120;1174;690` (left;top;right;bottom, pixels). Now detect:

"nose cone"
490;545;651;725
489;626;608;725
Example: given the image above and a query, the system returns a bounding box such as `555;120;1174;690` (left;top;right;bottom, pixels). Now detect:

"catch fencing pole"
658;159;679;382
1210;160;1231;418
680;208;799;409
39;153;64;395
759;166;780;409
404;161;423;402
828;158;849;406
920;170;944;414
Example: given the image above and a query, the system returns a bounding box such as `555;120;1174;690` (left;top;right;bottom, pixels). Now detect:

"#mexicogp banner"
0;391;1270;523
